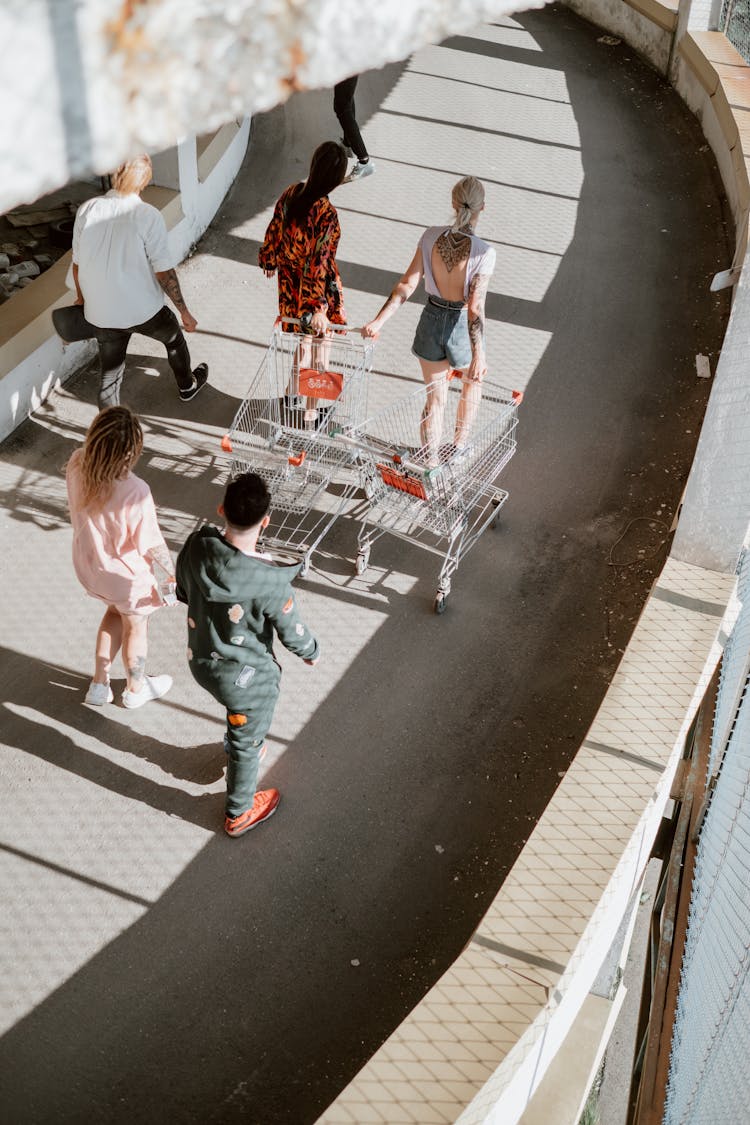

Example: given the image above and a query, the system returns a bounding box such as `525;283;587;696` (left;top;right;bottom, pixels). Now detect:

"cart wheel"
490;500;501;529
299;557;310;578
434;592;448;615
355;550;370;576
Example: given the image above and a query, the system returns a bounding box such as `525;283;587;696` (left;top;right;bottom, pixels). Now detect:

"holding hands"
309;309;329;336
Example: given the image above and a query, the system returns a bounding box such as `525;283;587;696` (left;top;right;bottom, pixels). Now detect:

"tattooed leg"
454;379;482;447
418;359;450;466
122;615;149;693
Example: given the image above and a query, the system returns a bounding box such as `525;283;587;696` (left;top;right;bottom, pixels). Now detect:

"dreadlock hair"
74;406;144;507
222;472;271;530
284;141;348;226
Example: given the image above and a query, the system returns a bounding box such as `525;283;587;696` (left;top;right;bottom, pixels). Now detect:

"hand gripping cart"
336;370;522;613
220;320;373;575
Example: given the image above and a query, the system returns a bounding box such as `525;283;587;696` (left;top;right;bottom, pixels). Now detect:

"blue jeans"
412;296;471;368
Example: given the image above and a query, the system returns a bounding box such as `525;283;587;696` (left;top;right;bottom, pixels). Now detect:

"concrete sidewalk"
0;7;729;1123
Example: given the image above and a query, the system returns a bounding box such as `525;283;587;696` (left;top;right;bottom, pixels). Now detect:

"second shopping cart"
337;370;522;613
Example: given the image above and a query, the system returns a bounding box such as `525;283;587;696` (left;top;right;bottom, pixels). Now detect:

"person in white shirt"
71;154;208;409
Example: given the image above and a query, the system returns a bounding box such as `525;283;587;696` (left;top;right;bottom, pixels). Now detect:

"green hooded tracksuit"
175;525;319;817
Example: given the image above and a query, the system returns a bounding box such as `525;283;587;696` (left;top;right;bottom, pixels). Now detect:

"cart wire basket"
220;321;371;574
337;370;522;613
223;319;372;455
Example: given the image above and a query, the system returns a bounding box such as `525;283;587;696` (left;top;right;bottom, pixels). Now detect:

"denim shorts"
412;296;471;368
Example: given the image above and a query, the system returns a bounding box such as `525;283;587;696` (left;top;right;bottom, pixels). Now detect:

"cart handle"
288;450;307;467
448;369;523;405
221;434;233;453
276;315;370;337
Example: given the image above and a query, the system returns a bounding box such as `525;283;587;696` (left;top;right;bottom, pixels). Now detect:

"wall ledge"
625;0;678;33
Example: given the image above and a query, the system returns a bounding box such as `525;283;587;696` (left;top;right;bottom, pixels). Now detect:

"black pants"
333;77;368;163
95;305;193;409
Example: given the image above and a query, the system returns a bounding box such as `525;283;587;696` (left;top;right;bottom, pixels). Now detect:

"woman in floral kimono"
259;140;349;336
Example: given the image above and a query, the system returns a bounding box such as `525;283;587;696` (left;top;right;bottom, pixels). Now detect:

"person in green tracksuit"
175;472;320;837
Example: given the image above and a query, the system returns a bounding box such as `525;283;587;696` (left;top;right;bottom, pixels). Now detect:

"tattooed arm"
145;542;175;579
155;269;197;332
362;246;423;338
466;273;490;383
72;263;85;306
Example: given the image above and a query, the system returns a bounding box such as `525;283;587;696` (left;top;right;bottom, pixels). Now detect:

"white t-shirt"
420;226;496;300
72;191;173;329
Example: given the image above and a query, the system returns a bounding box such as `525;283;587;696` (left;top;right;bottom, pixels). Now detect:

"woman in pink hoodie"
66;406;173;708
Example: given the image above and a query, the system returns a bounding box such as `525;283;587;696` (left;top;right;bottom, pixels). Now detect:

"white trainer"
85;681;114;706
345;160;375;184
122;674;173;710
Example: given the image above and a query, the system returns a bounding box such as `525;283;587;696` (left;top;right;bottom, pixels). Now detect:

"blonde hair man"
71;154;208;409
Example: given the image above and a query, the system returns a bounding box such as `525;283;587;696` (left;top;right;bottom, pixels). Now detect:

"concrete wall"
565;0;678;72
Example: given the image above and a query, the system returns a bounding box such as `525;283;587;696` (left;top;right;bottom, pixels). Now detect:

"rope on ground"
607;516;671;568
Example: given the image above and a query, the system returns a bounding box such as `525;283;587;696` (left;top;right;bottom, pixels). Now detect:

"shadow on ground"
0;7;731;1123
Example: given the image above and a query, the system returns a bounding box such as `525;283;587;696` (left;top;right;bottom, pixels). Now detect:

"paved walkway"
0;7;729;1124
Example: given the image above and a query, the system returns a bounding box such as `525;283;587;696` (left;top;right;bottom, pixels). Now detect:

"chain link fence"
663;547;750;1124
721;0;750;63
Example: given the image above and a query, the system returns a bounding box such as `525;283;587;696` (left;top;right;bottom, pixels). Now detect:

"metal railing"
721;0;750;63
660;548;750;1124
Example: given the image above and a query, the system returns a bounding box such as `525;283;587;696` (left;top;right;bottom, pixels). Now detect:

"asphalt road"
0;7;730;1124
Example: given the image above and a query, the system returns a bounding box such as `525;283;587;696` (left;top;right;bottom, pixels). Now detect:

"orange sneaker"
224;789;280;837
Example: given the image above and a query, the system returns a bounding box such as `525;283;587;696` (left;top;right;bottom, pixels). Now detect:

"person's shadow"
1;646;225;830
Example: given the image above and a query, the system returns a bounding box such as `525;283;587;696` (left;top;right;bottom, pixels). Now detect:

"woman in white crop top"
362;176;495;459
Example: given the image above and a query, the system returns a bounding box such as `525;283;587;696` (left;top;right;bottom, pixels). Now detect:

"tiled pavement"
0;8;732;1124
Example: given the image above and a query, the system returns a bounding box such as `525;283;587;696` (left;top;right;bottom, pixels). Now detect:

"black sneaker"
179;363;209;402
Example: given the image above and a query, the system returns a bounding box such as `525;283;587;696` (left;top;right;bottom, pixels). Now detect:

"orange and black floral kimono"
259;185;346;329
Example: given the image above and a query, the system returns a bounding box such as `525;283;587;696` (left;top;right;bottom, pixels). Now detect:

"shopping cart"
240;317;370;441
220;320;372;574
337;371;522;613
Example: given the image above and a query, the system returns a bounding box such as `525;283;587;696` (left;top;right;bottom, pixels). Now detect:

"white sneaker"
345;160;375;183
122;674;172;710
85;681;114;706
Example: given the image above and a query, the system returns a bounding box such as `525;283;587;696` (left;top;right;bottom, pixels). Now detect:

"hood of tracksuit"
179;524;301;602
